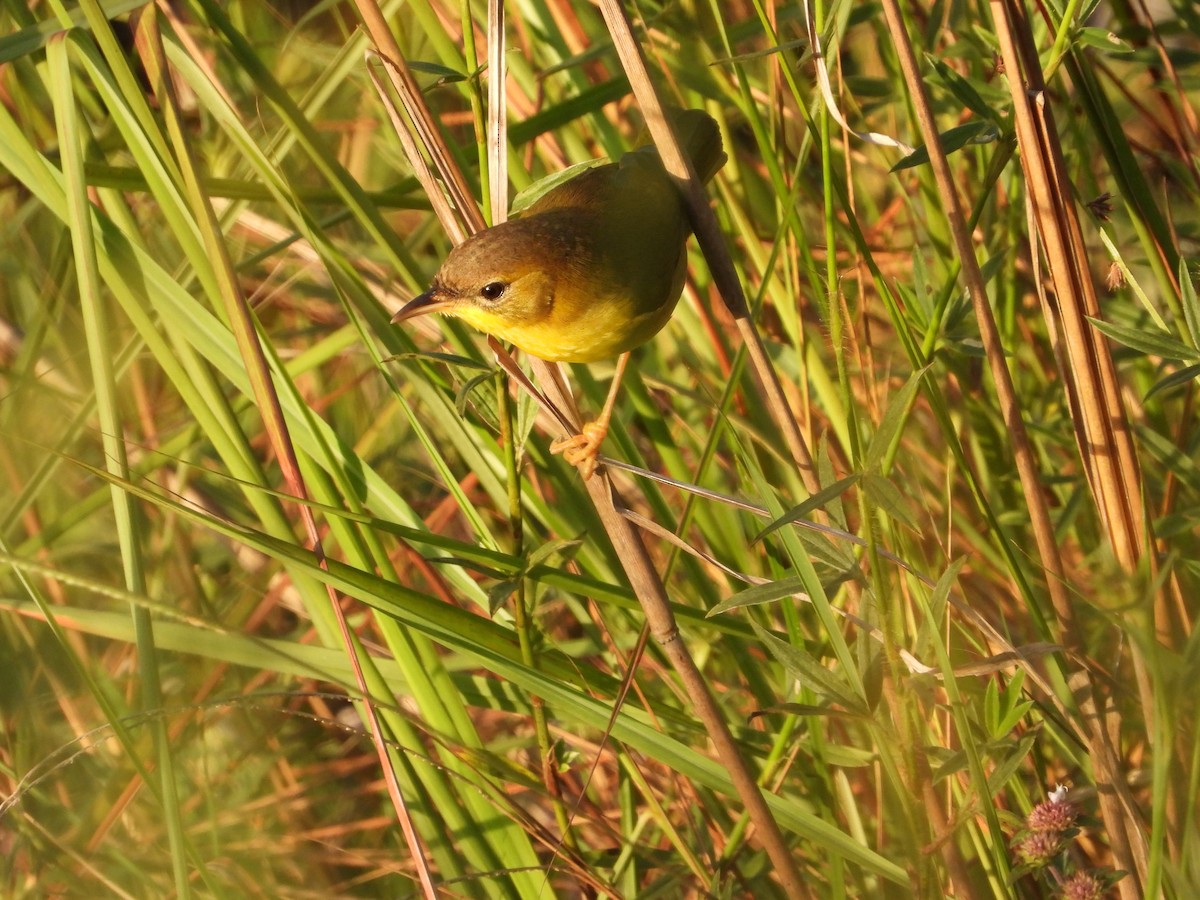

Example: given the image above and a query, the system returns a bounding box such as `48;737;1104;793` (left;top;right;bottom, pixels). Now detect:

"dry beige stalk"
990;2;1156;892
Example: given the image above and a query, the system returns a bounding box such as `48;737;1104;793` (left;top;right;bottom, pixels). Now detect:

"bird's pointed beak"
392;289;453;323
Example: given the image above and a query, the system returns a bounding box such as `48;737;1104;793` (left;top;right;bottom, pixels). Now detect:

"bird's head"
392;216;574;340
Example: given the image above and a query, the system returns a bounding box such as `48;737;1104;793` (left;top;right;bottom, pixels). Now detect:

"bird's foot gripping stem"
550;421;609;480
548;352;629;481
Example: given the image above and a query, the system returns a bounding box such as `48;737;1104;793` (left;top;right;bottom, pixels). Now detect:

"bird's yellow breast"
457;286;679;362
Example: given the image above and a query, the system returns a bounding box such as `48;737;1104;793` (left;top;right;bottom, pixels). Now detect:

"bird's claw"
550;421;608;480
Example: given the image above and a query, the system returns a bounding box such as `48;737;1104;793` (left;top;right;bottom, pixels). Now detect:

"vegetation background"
1;0;1197;896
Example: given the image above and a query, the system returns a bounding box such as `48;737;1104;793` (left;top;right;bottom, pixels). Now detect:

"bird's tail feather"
666;108;726;184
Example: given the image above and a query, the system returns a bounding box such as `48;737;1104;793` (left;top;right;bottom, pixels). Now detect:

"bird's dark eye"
479;281;507;301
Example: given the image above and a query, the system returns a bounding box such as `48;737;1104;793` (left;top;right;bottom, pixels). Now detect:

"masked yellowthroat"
394;109;725;478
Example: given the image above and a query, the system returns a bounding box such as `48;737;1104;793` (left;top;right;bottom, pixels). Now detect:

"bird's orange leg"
550;352;630;479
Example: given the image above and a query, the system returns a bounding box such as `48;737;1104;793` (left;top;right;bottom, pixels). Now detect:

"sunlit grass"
1;0;1197;897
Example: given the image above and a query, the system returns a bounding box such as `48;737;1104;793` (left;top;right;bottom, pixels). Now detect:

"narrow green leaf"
1088;316;1199;360
525;537;583;570
864;366;928;473
927;55;1000;122
708;576;809;616
510;158;610;214
710;38;809;66
1145;362;1200;400
861;473;919;531
986;731;1040;793
751;623;867;713
1179;258;1200;348
1075;27;1133;55
752;475;860;544
390;350;493;371
507;78;630;146
892;121;1001;171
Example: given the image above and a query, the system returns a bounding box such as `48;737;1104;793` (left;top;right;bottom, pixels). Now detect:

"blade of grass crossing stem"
48;36;190;898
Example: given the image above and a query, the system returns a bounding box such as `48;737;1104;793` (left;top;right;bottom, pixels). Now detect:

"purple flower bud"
1015;829;1062;866
1059;869;1106;900
1028;795;1077;833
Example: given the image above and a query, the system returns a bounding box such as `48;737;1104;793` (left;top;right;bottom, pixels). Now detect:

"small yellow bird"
394;109;725;478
